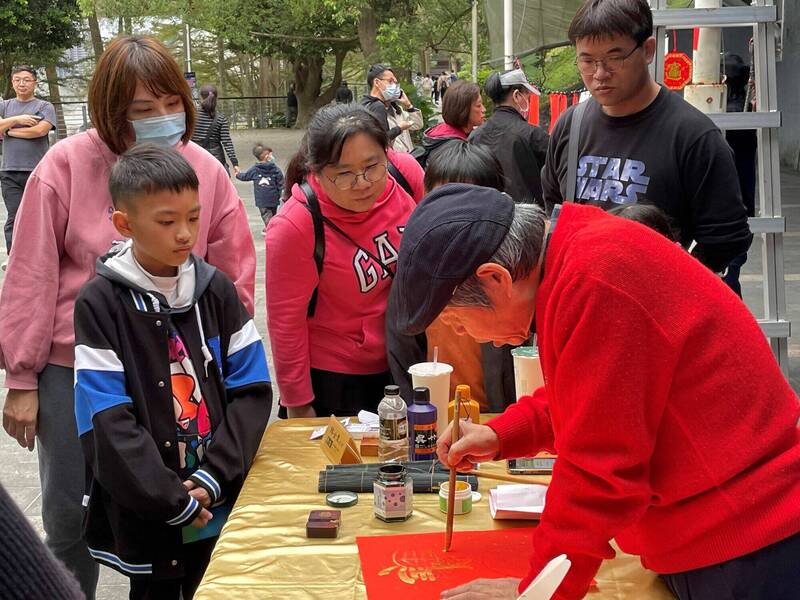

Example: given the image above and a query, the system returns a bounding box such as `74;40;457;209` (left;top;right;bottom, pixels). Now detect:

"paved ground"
0;128;798;598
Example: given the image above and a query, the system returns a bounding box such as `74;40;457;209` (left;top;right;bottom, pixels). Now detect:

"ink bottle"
373;464;413;522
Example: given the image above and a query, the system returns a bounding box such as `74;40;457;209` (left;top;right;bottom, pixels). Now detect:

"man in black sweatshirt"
543;0;752;278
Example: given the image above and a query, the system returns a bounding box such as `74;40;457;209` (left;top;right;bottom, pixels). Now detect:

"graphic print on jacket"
168;330;212;478
73;252;273;579
575;155;650;204
353;228;402;293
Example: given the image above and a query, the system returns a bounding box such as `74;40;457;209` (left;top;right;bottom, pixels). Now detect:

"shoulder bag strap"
301;182;325;318
203;113;222;148
387;159;413;198
565;99;589;203
316;214;395;280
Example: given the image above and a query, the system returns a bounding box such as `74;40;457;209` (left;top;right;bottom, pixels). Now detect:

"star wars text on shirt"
576;155;651;204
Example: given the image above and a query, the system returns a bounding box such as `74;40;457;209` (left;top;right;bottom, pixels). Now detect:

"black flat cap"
394;183;515;335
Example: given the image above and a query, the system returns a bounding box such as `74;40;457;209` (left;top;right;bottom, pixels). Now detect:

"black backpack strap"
388;158;414;199
565;99;588;202
301;182;325;317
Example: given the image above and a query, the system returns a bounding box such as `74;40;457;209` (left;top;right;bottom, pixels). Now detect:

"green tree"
82;0;485;127
0;0;82;96
377;0;482;78
218;0;360;127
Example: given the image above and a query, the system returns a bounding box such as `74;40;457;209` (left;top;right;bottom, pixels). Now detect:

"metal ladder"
650;0;790;374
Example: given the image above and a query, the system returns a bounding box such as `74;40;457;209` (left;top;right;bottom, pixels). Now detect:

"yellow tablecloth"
196;418;673;599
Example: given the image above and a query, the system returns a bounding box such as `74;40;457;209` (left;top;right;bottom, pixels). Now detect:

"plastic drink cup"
511;346;544;400
408;362;453;435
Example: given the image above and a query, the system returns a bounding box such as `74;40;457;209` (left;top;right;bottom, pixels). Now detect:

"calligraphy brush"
444;394;461;552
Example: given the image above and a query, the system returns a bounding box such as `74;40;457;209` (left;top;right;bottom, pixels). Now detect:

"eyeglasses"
575;43;642;75
324;162;388;190
377;77;398;85
12;78;35;84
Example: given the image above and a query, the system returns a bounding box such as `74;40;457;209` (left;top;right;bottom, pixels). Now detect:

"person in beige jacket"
386;92;423;153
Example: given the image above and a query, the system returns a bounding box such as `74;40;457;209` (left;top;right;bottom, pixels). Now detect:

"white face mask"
129;112;186;146
514;91;530;119
382;82;402;102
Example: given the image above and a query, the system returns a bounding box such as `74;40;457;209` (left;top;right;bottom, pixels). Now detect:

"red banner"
528;93;540;126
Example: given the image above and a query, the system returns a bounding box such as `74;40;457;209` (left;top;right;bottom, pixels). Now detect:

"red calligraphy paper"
357;528;536;599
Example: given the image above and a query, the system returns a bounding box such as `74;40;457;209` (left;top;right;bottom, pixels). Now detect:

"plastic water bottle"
378;385;408;462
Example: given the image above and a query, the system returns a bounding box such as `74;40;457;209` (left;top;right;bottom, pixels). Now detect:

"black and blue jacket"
73;253;272;580
235;161;284;208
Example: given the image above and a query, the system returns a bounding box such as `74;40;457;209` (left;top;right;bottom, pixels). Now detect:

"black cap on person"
393;183;515;336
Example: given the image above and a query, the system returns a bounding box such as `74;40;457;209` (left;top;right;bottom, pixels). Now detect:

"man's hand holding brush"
437;420;501;471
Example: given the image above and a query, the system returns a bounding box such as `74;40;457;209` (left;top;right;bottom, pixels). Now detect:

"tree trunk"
238;54;259;127
118;16;124;36
258;57;267;96
123;16;132;35
87;10;104;63
259;56;281;97
1;57;12;99
216;35;226;97
0;61;11;98
358;4;381;64
293;48;349;128
44;63;67;139
258;56;274;123
293;54;323;129
419;50;429;76
315;48;347;107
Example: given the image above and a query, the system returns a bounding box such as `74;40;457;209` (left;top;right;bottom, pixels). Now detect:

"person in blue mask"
0;35;255;600
360;64;414;144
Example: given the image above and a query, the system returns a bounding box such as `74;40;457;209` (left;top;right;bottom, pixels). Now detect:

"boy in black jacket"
73;143;272;599
235;143;284;228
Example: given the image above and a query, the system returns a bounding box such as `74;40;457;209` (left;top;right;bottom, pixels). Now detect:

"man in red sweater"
391;183;800;600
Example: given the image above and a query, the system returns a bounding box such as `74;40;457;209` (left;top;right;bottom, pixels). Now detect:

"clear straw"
433;346;439;368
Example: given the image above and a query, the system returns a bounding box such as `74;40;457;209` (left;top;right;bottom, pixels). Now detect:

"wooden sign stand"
320;415;362;464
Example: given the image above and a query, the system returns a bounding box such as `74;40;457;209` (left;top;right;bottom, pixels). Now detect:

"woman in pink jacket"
0;36;255;598
266;104;416;418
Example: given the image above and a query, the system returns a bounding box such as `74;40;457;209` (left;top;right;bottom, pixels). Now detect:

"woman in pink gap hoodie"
266;104;416;418
0;36;254;598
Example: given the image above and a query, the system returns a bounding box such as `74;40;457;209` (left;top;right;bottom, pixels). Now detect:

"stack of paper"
489;484;547;520
350;410;380;439
309;412;381;441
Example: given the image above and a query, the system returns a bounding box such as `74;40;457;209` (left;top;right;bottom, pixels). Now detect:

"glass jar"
373;464;413;522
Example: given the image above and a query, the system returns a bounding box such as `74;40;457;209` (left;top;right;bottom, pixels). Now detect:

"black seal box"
306;509;341;538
